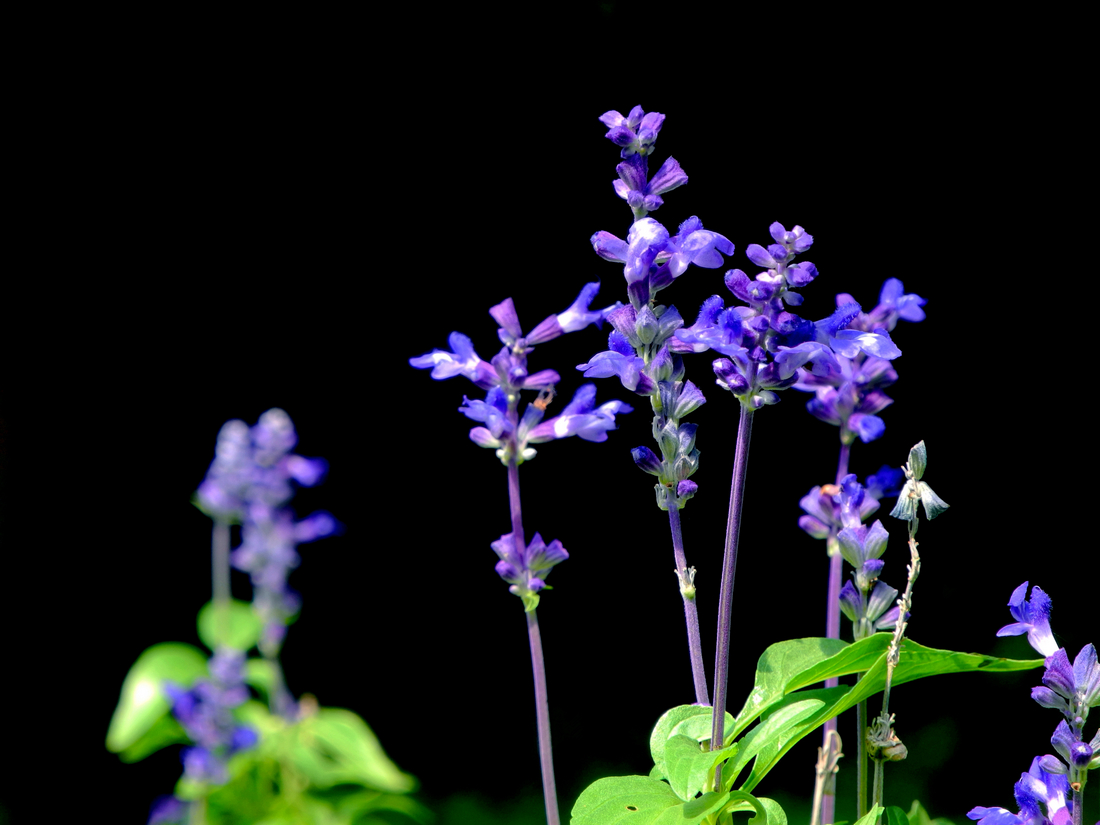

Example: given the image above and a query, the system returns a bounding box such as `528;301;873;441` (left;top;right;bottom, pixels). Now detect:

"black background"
3;5;1094;823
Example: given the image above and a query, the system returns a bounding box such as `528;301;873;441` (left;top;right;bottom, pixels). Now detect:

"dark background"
3;5;1093;823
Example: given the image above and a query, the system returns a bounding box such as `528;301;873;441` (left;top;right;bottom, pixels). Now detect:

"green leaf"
106;642;208;753
650;705;735;778
117;712;190;762
197;599;263;652
752;797;787;825
785;635;893;692
884;806;910;825
570;776;728;825
853;807;884;825
289;707;416;793
664;735;737;801
245;657;277;702
906;799;956;825
717;790;771;823
734;638;1041;791
729;638;850;740
722;691;843;791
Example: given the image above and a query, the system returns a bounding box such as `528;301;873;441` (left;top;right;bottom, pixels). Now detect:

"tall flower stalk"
583;105;733;705
675;219;903;765
412;288;629;825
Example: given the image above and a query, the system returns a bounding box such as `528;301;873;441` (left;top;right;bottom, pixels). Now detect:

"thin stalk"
872;759;885;814
189;795;207;825
711;403;755;764
212;520;231;649
818;440;851;824
527;608;559;825
811;730;843;825
668;502;709;706
856;693;868;817
1070;786;1082;825
506;442;560;825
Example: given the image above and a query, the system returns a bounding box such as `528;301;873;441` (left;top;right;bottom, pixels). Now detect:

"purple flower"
408;331;490;385
613;154;688;215
590;216;732;308
1041;643;1100;713
492;531;569;611
526;384;634;444
836;519;890;571
466;384;631;460
997;582;1059;658
599;105;665;157
164;648;257;785
148;795;188;824
196;410;337;682
839;578;901;639
969;756;1074;825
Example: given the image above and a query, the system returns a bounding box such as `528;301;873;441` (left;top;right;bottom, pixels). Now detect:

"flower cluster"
491;531;569;612
674;223;903;409
793;278;925;444
163;648;257;786
580;108;730;511
800;473;904;639
196;410;338;661
970;584;1100;823
411;289;631;466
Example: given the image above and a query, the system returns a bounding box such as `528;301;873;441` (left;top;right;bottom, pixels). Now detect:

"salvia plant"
106;106;1099;825
107;409;429;824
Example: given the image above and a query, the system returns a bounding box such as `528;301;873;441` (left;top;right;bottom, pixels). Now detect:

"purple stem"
819;440;851;824
212;521;231;649
507;448;560;825
711;403;755;759
668;502;709;706
526;608;559;825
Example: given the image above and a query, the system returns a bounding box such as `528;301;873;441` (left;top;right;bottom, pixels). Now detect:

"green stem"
856;694;868;818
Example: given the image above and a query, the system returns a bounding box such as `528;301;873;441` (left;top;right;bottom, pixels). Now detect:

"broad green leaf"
197;598;263;652
885;806;909;825
752;797;787;825
106;642;208;753
117;712;189;762
290;707;415;793
722;692;841;791
650;705;735;778
664;734;737;801
570;776;728;825
786;635;892;692
789;634;1043;694
736;638;1041;791
729;638;849;739
906;799;956;825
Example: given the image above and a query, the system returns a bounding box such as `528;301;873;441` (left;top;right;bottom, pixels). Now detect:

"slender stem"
711;403;755;761
212;521;231;649
856;694;868;817
836;441;851;483
527;608;560;825
872;757;885;811
668;503;709;706
189;795;207;825
812;730;843;825
818;441;851;824
506;435;559;825
1070;785;1082;825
